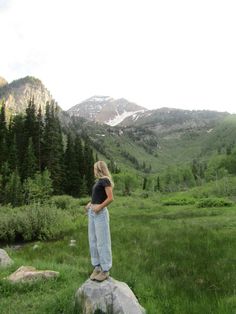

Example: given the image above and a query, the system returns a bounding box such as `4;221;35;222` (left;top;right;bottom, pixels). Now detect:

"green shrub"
23;170;53;205
49;195;87;215
0;204;76;243
196;197;233;208
190;176;236;198
162;197;196;206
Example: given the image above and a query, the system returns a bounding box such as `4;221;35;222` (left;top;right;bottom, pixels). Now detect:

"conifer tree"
143;177;147;190
83;138;95;195
42;101;65;194
0;102;7;166
154;176;161;192
5;167;23;206
22;137;37;180
0;161;11;203
73;134;84;196
7;134;18;171
35;105;44;171
80;175;88;197
64;133;80;196
8;114;26;180
74;134;84;176
24;97;38;154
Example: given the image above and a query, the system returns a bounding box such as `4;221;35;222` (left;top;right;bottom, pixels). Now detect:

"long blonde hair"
94;160;114;188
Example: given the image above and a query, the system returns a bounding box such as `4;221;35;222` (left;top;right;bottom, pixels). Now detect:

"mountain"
67;96;147;126
0;76;55;117
121;107;230;135
1;74;236;175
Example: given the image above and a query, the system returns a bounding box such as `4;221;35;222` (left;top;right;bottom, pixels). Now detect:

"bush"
0;204;76;243
190;176;236;198
23;170;53;205
162;197;196;206
49;195;88;215
196;197;233;208
113;173;139;196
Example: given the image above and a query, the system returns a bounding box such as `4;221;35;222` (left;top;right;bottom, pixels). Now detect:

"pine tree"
24;97;38;154
42;101;65;194
74;134;84;177
74;135;84;196
5;168;23;206
154;176;161;192
83;138;95;195
22;137;37;180
0;161;11;203
8;114;26;181
80;175;88;197
143;177;147;190
0;102;7;165
35;105;44;171
64;133;80;196
7;134;18;171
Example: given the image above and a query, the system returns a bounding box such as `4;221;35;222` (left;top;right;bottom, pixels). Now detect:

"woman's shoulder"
99;177;112;187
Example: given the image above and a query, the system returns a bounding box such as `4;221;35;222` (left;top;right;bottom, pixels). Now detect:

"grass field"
0;193;236;314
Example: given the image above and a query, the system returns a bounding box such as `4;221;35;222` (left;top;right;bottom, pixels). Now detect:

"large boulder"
5;266;59;283
0;249;14;267
75;277;146;314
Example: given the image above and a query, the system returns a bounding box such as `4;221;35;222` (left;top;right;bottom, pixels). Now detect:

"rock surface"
5;266;59;283
0;249;14;267
75;277;146;314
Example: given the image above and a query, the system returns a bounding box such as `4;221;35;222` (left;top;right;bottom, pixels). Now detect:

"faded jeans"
88;206;112;272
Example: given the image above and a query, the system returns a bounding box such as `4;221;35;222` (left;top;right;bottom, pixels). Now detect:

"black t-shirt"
91;178;112;204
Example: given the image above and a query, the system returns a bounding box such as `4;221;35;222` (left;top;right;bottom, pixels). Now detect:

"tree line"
0;99;95;206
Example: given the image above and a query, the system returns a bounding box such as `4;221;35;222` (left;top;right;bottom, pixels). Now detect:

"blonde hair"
94;160;114;188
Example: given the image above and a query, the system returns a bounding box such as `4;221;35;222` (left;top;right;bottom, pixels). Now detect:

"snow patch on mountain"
105;110;145;126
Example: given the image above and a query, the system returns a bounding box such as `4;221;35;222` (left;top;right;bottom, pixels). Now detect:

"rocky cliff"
0;76;55;117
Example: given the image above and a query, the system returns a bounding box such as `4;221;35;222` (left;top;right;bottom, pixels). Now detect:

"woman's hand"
91;204;102;213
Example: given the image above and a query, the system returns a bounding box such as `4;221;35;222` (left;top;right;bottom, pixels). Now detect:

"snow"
105;110;145;126
207;128;213;133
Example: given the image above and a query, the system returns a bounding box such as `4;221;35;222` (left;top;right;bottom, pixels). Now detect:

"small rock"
5;266;59;283
69;239;76;247
75;277;146;314
0;249;14;267
32;244;39;250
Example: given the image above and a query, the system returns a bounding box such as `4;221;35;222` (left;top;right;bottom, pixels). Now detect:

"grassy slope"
95;116;236;175
0;193;235;314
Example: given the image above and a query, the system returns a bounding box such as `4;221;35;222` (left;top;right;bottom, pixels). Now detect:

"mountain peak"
67;96;147;126
86;95;113;102
0;76;56;117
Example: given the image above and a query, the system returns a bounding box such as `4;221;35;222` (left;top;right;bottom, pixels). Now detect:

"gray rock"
0;249;14;267
75;277;146;314
5;266;59;283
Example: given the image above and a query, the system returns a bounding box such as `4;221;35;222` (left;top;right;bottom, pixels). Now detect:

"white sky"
0;0;236;113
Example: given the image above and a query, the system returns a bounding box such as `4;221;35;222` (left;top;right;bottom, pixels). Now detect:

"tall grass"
0;193;235;313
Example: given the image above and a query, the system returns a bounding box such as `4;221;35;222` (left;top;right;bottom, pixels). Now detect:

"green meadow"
0;192;236;314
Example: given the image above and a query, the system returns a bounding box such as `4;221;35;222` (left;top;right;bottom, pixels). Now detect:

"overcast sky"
0;0;236;113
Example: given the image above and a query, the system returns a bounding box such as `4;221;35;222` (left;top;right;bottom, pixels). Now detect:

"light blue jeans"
88;206;112;272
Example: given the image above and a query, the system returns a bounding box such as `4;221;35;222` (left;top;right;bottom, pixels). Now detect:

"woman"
85;160;114;282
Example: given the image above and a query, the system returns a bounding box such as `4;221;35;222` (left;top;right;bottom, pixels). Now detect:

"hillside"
0;76;56;118
1;75;236;175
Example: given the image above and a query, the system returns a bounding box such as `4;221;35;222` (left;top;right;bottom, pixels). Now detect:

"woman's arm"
84;201;91;214
92;186;114;213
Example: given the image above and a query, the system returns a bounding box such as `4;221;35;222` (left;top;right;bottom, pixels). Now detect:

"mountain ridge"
67;95;147;126
0;76;58;118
